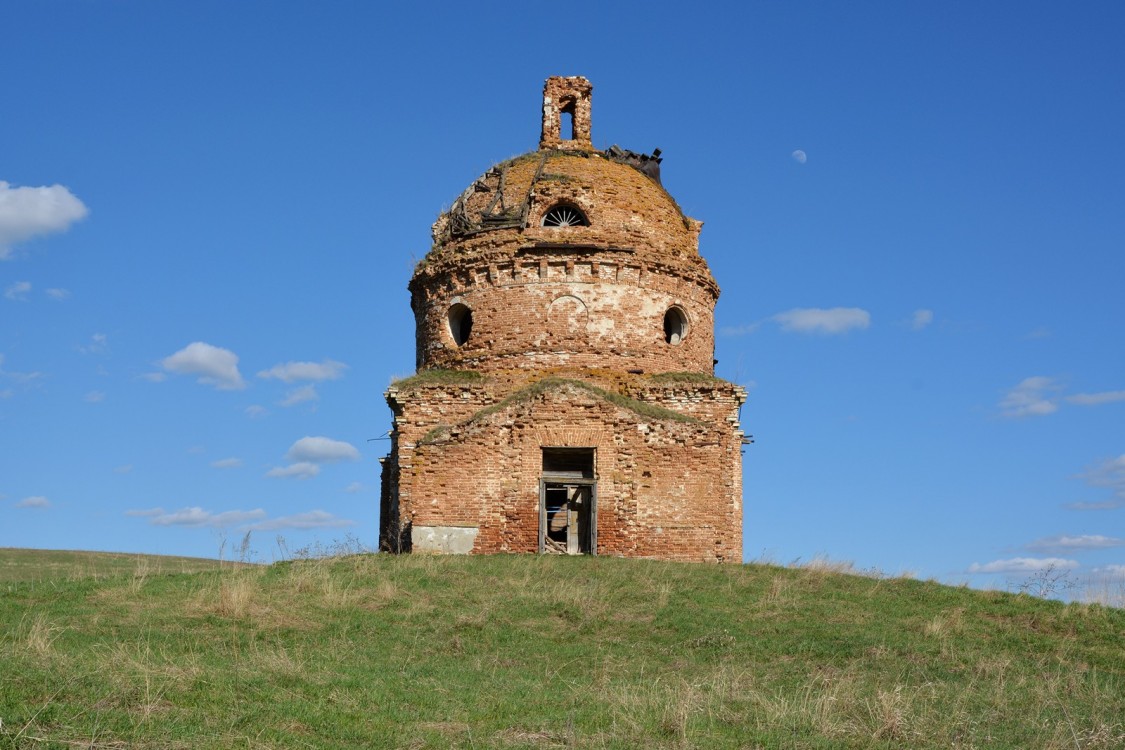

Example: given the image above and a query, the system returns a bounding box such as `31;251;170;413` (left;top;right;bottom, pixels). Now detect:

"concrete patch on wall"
412;525;479;554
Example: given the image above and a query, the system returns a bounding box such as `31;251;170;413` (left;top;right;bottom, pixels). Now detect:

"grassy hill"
0;547;238;584
1;550;1122;749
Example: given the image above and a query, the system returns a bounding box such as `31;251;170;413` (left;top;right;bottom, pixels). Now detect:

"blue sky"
2;2;1123;588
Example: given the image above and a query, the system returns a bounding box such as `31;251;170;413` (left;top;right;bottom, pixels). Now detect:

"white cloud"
0;354;45;394
1025;534;1124;554
773;307;870;335
718;323;761;337
266;462;321;480
911;309;934;331
16;495;51;508
1066;390;1125;407
0;181;89;259
5;281;31;301
246;510;356;531
285;436;360;464
257;359;347;383
114;464;133;474
1091;564;1125;578
1023;327;1052;340
161;342;245;390
280;384;318;407
45;287;70;300
967;557;1078;574
1065;499;1125;511
84;390;105;403
124;507;164;517
1065;454;1125;510
999;376;1060;418
344;481;364;494
245;404;269;419
139;372;167;383
78;333;107;355
146;506;268;527
211;457;243;469
791;149;807;164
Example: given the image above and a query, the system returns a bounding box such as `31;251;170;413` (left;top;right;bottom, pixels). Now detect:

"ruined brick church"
379;76;747;562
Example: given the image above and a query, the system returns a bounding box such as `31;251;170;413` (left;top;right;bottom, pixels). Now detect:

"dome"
408;76;720;376
427;148;705;267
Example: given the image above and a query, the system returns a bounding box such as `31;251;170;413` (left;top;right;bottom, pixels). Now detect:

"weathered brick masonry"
380;76;748;562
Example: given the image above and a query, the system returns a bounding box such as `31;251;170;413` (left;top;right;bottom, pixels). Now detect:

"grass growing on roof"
390;369;485;389
645;371;727;385
418;377;698;445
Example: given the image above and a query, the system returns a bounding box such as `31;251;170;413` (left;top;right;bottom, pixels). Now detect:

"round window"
663;307;688;345
448;303;473;346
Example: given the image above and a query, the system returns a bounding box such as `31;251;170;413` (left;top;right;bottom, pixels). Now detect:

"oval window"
448;303;473;346
542;204;589;227
663;307;688;345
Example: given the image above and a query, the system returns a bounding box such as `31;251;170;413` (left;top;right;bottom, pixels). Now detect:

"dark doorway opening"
540;448;596;555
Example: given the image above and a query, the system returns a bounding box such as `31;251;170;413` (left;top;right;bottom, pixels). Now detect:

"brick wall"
382;377;747;562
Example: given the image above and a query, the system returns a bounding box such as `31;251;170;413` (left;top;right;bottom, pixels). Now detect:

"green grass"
0;548;235;584
390;369;486;389
421;377;698;444
2;552;1123;749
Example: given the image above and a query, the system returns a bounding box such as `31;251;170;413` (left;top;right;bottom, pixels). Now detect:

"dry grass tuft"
923;607;965;638
20;612;65;656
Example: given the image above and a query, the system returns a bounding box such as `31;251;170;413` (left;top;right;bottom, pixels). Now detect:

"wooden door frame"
538;478;597;555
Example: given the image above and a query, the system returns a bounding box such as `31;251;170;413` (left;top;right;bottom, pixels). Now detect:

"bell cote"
539;76;593;151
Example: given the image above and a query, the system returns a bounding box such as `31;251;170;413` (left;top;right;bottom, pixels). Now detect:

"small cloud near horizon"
1025;534;1124;554
247;510;355;531
130;506;268;527
967;557;1078;574
211;457;243;469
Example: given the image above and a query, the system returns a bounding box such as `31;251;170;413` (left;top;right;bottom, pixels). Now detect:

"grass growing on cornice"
418;377;697;445
475;377;696;425
390;369;485;389
645;371;727;385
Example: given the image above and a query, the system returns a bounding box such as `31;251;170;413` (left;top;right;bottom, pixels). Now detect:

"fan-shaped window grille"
542;204;589;228
664;306;688;345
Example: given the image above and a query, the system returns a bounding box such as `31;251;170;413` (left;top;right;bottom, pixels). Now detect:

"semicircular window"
542;204;589;228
